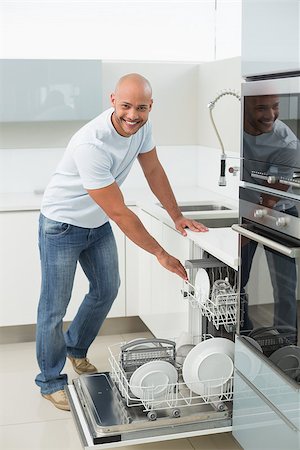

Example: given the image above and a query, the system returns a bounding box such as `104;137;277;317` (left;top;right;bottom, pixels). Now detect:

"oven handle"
232;224;300;258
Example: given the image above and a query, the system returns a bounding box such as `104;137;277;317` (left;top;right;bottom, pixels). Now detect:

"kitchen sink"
189;217;238;228
156;202;232;212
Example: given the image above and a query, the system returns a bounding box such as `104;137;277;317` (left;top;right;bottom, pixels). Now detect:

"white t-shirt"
41;107;155;228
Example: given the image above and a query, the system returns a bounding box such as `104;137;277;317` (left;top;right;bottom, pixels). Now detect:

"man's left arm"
138;148;208;236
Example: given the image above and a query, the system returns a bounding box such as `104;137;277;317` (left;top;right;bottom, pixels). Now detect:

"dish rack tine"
120;338;175;352
120;338;177;372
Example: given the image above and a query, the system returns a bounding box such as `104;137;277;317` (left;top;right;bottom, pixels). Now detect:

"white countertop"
136;186;239;270
0;192;44;211
0;186;239;269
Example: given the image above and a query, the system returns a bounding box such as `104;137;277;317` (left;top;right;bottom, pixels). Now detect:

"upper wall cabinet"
0;59;102;122
242;0;300;78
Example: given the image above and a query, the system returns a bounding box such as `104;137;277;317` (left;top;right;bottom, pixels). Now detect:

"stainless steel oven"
233;186;300;383
233;74;300;384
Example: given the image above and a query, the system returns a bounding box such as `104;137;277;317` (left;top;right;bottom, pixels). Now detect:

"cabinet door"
137;209;190;338
0;212;125;326
242;0;300;77
0;210;41;326
125;206;140;317
161;224;190;337
137;209;156;324
234;336;300;429
233;371;300;450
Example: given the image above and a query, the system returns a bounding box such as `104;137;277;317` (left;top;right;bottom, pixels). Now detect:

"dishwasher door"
66;337;233;449
66;370;232;449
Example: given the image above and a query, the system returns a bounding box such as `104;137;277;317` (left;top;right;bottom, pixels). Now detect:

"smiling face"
110;74;153;137
244;95;280;136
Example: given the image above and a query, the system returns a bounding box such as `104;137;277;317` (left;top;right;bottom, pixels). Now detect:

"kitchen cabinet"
234;336;300;430
242;0;300;77
137;208;190;338
233;336;300;449
0;59;102;122
123;206;140;317
0;210;126;326
233;370;300;450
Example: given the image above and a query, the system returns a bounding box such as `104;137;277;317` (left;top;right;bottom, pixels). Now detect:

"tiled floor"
0;331;242;450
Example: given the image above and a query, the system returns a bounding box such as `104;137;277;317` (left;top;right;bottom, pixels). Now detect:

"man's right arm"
87;182;188;280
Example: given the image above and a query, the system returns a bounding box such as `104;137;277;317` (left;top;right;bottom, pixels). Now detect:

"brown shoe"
67;356;98;375
42;389;70;411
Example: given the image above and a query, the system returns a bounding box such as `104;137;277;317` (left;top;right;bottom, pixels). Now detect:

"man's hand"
174;216;209;236
156;249;188;280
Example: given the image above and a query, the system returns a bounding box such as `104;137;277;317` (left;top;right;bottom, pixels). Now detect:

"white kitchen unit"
136;202;239;339
0;59;103;122
233;336;300;449
124;206;140;317
0;209;125;326
242;0;300;78
137;209;191;339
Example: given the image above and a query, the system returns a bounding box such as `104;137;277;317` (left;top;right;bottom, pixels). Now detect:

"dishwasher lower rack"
108;338;234;421
183;257;238;331
66;338;233;448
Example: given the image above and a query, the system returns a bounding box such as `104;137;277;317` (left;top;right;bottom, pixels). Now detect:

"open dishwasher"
66;253;239;449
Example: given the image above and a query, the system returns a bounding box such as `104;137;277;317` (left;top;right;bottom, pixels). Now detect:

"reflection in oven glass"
242;93;300;194
239;225;299;382
240;208;300;382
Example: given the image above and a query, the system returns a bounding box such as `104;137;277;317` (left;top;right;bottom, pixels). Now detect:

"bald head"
114;73;152;97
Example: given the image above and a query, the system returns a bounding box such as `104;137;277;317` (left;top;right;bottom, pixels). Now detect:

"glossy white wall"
197;56;242;153
0;1;215;61
216;0;242;60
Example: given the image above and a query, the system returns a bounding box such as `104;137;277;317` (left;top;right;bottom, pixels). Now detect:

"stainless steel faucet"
208;89;241;186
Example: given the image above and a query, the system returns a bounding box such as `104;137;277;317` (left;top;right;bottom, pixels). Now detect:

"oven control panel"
239;186;300;240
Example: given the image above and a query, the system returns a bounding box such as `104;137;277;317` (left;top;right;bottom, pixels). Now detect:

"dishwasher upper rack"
108;338;234;421
183;256;238;331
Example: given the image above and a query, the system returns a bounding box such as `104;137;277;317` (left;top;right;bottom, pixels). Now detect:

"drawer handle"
232;224;300;258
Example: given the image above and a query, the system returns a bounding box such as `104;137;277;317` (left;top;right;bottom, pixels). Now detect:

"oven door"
232;219;300;383
241;75;300;194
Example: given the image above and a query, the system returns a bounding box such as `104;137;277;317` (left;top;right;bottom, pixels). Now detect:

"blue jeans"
35;214;120;394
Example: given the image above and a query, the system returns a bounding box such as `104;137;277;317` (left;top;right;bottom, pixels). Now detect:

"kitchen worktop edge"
136;187;239;270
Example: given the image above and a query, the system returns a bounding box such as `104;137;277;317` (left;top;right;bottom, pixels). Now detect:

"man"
36;73;208;411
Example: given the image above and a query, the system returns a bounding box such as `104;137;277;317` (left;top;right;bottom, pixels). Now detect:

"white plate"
176;344;195;365
129;360;178;401
194;269;210;304
182;337;234;396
